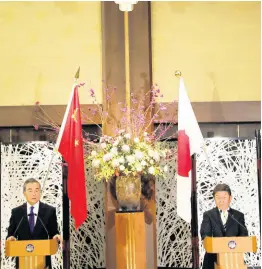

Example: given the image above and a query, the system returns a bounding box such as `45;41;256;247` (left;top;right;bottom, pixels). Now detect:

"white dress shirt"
27;201;39;225
220;207;229;225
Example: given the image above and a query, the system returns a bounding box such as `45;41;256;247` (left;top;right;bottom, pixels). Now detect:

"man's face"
24;182;41;205
214;191;232;211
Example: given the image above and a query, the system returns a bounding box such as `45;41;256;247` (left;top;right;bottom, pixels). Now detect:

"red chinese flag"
56;84;87;229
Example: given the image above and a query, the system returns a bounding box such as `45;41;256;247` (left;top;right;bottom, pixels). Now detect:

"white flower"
122;144;130;152
134;137;139;143
164;165;168;172
126;155;135;164
144;132;148;136
150;159;154;164
124;133;131;139
92;159;100;168
141;160;147;166
112;159;120;168
101;143;107;149
119;129;125;134
99;137;104;143
91;150;97;156
119;165;125;171
148;166;155;175
110;147;118;155
103;153;112;162
113;140;119;147
148;150;154;157
118;156;125;163
136;164;142;172
135;150;143;160
153;152;160;162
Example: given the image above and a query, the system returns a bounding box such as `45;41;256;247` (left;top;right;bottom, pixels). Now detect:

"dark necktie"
220;210;228;230
29;206;35;233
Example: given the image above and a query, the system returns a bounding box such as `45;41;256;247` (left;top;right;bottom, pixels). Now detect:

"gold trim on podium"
115;212;146;269
19;256;45;269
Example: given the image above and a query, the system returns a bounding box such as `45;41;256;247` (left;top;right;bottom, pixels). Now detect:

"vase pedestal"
115;211;146;269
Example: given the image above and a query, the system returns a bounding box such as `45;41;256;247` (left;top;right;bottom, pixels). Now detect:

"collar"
219;207;230;213
27;201;40;214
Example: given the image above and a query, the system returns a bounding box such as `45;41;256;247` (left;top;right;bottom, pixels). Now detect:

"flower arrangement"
83;84;177;182
35;82;177;183
89;130;169;181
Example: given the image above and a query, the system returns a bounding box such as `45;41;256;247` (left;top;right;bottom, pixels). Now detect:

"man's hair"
213;183;231;197
23;178;41;192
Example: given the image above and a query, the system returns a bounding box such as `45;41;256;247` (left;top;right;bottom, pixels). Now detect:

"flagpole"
191;154;199;269
41;67;80;197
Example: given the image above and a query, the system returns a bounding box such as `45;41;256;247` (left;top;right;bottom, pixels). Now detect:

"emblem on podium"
228;240;237;249
25;244;34;252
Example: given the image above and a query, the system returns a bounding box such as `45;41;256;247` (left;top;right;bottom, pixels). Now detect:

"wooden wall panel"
102;2;125;269
0;101;259;127
129;3;156;269
102;2;157;269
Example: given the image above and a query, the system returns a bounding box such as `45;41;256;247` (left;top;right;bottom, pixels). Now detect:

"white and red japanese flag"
177;77;204;223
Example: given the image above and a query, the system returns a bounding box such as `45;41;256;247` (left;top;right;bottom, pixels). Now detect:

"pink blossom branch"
80;111;102;131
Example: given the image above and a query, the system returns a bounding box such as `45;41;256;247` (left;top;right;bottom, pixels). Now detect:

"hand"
7;236;16;241
53;234;61;242
53;234;63;249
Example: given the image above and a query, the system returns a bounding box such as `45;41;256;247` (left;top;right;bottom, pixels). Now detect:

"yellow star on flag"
75;139;79;147
72;108;78;123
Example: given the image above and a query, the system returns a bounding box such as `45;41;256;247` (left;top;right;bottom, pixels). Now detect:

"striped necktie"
220;210;228;230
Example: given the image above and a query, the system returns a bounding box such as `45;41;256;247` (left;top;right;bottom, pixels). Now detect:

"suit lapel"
32;202;45;237
22;203;31;235
225;208;234;234
214;207;226;235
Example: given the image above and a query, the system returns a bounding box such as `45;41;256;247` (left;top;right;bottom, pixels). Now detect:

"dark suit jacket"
7;202;59;268
200;207;248;269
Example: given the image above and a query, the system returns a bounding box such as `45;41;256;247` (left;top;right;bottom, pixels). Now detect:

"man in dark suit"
200;183;248;269
7;178;61;269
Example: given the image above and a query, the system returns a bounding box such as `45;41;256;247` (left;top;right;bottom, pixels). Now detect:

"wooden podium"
6;239;58;269
203;236;257;269
115;211;146;269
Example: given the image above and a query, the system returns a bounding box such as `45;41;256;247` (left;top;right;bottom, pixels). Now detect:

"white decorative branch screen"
156;139;260;268
1;138;259;269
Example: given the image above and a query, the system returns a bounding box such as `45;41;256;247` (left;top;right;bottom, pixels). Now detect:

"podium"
115;212;146;269
203;236;257;269
6;239;58;269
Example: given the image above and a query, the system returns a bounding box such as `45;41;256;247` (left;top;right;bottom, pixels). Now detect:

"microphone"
227;210;249;235
28;213;49;239
13;216;25;238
